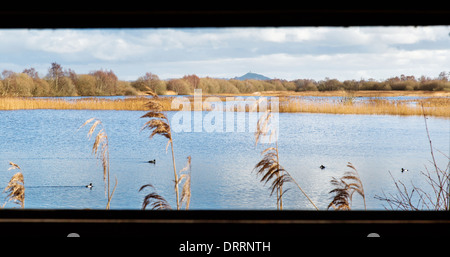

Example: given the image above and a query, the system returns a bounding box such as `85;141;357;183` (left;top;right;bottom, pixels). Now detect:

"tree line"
1;63;449;97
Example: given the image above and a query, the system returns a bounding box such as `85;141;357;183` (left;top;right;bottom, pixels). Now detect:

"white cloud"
0;26;449;81
371;26;448;44
123;46;449;81
29;30;91;54
1;29;148;61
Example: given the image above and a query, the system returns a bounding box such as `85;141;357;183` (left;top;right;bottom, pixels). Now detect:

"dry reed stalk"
106;176;118;210
254;108;318;210
79;118;117;209
141;91;181;210
254;110;283;209
328;162;366;210
2;162;25;208
178;156;192;210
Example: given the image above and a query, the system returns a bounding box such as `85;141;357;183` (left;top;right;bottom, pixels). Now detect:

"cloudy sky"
0;26;449;81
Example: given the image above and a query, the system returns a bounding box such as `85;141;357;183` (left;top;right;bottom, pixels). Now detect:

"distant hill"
233;72;271;81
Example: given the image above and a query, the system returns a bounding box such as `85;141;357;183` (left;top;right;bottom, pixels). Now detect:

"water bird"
320;165;325;170
401;168;408;173
85;183;93;189
148;159;156;164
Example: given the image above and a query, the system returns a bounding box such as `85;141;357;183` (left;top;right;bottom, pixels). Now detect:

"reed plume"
8;161;21;170
328;162;366;210
139;184;172;210
3;162;25;208
254;107;318;210
79;118;117;209
254;147;290;209
141;91;182;209
328;178;351;210
178;156;192;210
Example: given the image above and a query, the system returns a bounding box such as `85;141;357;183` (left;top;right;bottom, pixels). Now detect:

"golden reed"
0;95;448;117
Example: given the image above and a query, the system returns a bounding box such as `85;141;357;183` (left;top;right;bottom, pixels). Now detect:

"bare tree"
23;68;39;80
48;62;64;91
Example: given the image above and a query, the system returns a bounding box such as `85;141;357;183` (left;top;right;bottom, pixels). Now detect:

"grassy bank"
0;93;449;117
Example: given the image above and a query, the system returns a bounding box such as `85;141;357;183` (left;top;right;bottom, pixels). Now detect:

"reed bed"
0;95;448;117
0;97;152;111
253;90;450;97
279;97;450;117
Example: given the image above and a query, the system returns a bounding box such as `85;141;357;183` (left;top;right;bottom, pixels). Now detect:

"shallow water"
0;108;448;210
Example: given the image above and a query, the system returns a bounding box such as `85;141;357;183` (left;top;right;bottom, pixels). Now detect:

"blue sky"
0;26;449;81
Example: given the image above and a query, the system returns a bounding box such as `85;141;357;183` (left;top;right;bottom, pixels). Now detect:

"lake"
0;107;448;210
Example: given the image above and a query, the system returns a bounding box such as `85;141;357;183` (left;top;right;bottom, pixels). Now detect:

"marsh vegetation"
0;93;449;117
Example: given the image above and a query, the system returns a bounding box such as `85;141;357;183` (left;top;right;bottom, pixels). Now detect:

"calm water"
0;108;448;210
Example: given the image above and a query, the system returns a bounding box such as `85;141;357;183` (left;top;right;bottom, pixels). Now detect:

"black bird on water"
320;165;325;170
85;183;93;189
401;168;408;173
148;159;156;164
